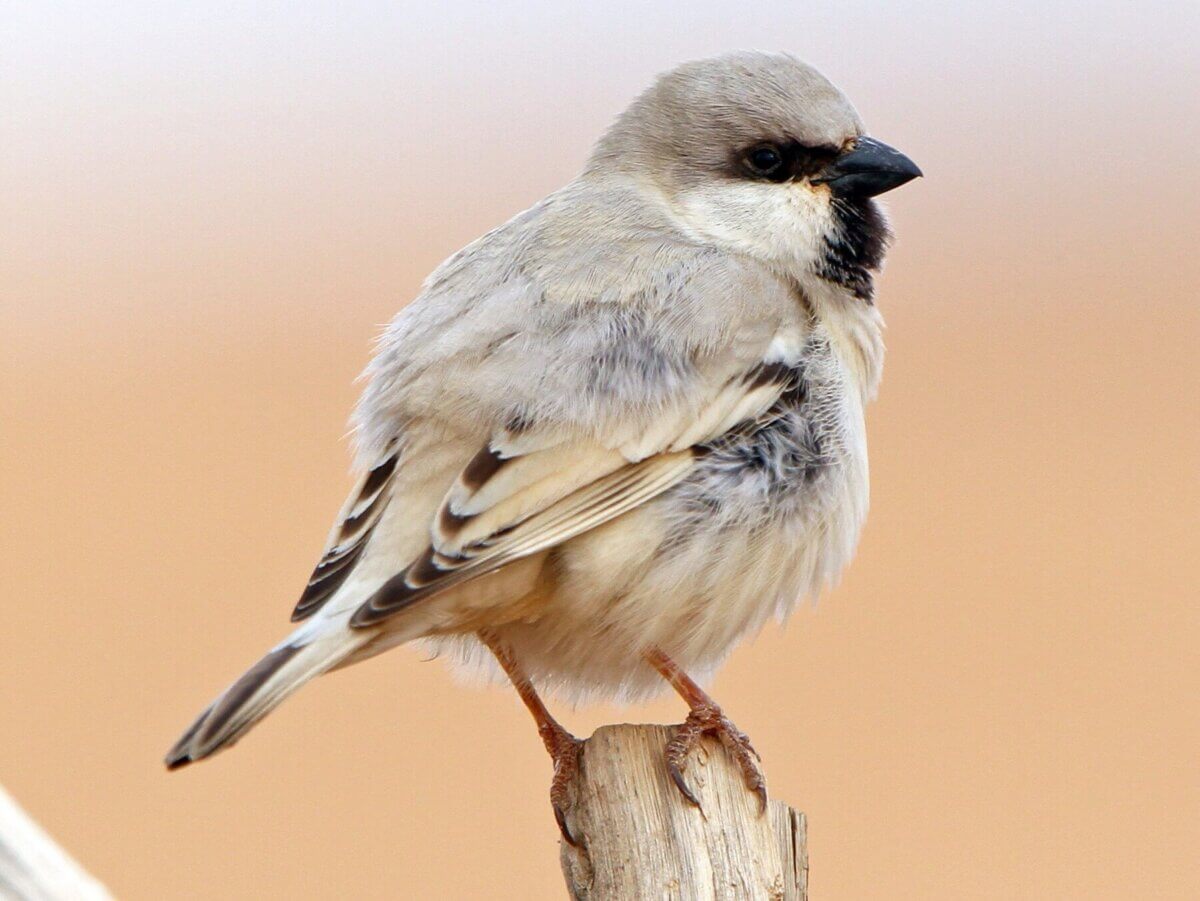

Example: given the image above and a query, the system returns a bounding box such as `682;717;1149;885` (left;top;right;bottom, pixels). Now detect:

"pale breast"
480;328;871;702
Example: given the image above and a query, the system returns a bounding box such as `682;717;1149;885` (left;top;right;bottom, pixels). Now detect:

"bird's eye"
745;144;786;178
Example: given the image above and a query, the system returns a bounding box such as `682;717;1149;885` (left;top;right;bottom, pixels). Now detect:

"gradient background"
3;2;1198;898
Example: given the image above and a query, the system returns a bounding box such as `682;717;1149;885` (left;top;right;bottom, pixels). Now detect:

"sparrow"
166;51;920;843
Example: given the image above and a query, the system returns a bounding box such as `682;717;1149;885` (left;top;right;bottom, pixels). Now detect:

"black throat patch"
817;197;892;303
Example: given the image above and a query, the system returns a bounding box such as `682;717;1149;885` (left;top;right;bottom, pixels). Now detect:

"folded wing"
346;357;804;628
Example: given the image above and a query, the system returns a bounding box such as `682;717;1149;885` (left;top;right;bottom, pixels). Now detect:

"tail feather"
165;636;361;769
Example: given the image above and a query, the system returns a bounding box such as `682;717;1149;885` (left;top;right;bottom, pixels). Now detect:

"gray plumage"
167;51;919;768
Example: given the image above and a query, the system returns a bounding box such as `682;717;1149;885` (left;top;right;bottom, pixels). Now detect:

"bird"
166;51;920;843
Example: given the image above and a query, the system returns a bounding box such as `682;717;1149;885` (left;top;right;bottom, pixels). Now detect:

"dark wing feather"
291;449;399;621
346;354;807;628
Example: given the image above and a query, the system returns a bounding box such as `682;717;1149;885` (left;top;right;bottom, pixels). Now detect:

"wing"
290;441;400;621
289;186;813;629
347;358;805;627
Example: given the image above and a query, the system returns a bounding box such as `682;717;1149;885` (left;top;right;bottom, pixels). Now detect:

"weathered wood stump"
558;724;807;900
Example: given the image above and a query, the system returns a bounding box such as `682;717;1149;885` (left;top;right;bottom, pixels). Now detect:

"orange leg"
646;647;767;811
479;630;583;845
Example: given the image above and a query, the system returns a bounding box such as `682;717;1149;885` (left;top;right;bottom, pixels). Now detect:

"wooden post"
0;785;112;901
558;724;807;900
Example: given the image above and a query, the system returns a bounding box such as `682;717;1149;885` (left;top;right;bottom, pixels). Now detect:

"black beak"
815;137;921;198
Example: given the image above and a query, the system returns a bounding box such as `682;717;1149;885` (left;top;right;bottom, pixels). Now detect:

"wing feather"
292;328;808;632
346;352;806;628
349;449;697;626
290;445;399;621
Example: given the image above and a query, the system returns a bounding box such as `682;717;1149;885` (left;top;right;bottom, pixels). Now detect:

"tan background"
2;2;1198;898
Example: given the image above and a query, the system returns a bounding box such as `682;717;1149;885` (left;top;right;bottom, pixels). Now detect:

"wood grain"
558;724;807;900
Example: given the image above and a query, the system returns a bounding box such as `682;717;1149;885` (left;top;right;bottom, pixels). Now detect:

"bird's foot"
665;703;767;812
539;721;584;846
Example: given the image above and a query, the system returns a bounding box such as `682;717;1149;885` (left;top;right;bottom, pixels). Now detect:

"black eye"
745;144;786;178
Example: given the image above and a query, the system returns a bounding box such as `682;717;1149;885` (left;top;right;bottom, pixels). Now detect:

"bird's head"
588;52;921;302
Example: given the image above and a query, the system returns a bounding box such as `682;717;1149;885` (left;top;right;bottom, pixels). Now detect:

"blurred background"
2;1;1198;898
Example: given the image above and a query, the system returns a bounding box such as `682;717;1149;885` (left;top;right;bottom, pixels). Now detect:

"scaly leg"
646;647;767;811
479;630;583;845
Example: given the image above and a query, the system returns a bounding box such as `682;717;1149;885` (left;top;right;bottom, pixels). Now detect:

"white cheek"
669;181;833;270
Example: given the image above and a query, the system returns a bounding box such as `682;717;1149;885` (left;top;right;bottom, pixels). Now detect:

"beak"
815;137;922;198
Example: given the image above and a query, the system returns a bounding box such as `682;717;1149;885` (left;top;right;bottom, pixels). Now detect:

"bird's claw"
668;760;702;808
542;724;584;846
665;703;767;813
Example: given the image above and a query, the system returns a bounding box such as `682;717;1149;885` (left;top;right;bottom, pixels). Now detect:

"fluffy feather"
167;51;902;762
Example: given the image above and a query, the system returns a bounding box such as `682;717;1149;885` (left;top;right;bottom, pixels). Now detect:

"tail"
165;633;366;769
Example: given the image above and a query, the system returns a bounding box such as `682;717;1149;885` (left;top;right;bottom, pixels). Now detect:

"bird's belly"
484;367;870;702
